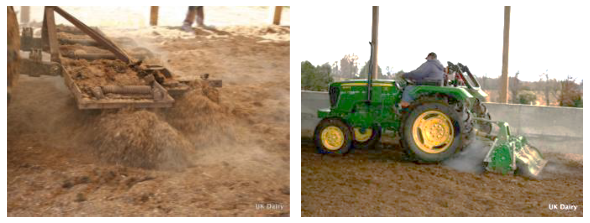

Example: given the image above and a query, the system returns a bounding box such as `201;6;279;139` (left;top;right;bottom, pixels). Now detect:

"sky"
298;5;589;82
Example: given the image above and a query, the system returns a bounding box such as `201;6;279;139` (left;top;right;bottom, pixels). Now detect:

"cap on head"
426;52;437;59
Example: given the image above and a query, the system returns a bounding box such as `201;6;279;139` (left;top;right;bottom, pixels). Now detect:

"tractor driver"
399;52;445;108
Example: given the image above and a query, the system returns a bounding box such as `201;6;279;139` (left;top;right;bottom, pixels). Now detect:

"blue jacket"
403;59;444;84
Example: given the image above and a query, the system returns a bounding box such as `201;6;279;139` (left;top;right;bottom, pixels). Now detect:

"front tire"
352;126;381;149
314;118;353;154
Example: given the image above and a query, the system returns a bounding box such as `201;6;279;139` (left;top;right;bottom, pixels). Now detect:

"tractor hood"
332;79;396;86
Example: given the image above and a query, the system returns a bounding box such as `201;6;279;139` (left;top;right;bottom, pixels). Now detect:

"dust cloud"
442;139;490;174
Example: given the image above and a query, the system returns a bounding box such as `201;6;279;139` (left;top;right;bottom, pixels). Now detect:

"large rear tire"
314;118;353;155
473;99;492;134
401;96;473;162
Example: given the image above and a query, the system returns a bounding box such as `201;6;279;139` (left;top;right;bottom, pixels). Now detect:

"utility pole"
371;6;379;79
499;6;511;103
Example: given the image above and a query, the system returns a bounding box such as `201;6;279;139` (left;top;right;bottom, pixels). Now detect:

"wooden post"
21;6;30;24
43;7;61;63
499;6;511;103
150;6;159;26
371;6;379;79
270;6;283;25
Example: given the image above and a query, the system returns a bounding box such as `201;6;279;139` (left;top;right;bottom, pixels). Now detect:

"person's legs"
182;6;196;32
196;6;205;27
400;85;415;108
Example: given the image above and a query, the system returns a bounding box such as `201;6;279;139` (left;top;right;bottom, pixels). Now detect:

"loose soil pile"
59;44;114;55
301;138;583;217
62;58;147;98
165;82;229;135
94;109;194;171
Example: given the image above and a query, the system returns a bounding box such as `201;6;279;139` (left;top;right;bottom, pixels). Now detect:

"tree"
480;73;489;90
382;66;394;79
510;71;520;103
358;60;384;79
330;61;340;78
559;75;583;107
541;71;560;106
385;66;393;76
301;61;333;91
517;90;537;105
339;54;359;79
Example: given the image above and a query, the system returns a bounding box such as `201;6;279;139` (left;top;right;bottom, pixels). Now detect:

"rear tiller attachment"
474;118;548;177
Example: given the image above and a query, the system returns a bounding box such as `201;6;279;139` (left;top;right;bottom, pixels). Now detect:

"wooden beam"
42;8;49;51
21;6;30;24
150;6;159;26
271;6;283;25
499;6;511;103
44;7;61;63
52;6;132;63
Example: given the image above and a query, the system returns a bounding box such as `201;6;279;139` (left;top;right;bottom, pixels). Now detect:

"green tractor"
313;43;547;177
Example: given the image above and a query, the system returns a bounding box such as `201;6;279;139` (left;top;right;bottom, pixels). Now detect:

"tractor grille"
329;86;339;107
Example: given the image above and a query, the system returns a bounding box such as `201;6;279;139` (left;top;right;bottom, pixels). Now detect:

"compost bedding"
8;21;290;216
301;138;583;217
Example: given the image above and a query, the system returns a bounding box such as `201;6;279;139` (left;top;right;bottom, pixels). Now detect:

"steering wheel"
394;74;414;90
402;76;415;85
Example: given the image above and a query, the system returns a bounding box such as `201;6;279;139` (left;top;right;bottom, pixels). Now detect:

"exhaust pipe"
367;42;374;102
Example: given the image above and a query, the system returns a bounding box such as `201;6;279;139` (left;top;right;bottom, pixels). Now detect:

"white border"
2;0;590;221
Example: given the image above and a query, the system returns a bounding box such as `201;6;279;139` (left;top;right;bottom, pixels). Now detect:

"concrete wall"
301;91;583;154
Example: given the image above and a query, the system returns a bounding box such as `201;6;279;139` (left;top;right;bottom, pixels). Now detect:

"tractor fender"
407;85;473;101
317;108;331;119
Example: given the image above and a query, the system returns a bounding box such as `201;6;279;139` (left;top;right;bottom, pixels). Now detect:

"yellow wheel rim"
411;110;454;154
321;126;345;150
353;128;373;142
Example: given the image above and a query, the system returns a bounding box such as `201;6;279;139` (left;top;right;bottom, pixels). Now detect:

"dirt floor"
7;12;290;216
301;137;583;217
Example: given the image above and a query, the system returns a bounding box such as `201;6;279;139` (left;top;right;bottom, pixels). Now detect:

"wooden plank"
64;63;176;110
150;6;159;26
77;96;174;109
499;6;511;103
44;7;61;63
61;66;88;110
65;70;175;109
